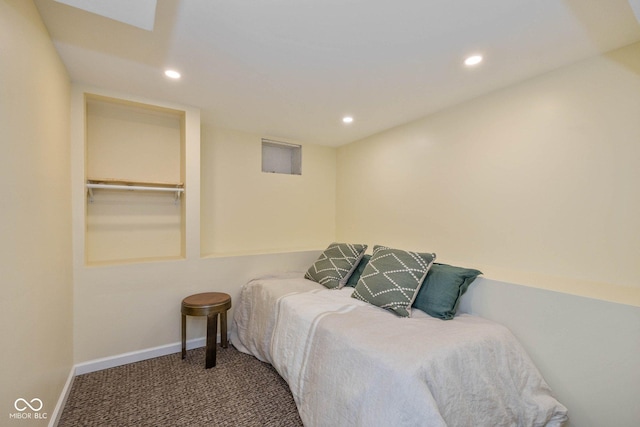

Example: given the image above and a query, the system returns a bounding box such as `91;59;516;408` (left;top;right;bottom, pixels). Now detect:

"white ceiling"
35;0;640;146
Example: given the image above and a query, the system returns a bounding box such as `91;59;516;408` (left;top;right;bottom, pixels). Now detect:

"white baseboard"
74;337;207;375
49;366;75;427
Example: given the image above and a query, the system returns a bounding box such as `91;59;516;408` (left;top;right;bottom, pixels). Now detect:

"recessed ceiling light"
164;69;181;79
342;116;354;124
464;55;483;66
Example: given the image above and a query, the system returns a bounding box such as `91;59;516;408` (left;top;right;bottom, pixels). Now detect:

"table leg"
181;313;186;359
220;310;228;348
205;313;218;368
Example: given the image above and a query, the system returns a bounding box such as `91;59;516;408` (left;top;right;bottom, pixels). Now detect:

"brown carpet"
59;346;303;426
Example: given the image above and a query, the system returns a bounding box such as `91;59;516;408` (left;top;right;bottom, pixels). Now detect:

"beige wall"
70;87;334;363
85;98;184;263
201;126;336;255
73;251;320;363
337;42;640;303
0;0;72;424
86;99;182;183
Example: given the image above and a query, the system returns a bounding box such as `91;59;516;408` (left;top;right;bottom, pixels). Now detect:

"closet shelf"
86;178;184;203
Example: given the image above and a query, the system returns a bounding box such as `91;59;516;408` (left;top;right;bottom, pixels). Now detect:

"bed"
231;272;568;426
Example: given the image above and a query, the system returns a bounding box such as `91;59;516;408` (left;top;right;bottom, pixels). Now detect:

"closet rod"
86;183;184;193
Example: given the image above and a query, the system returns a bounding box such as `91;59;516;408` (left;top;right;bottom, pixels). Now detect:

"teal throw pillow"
352;246;436;317
346;254;371;287
412;263;482;320
305;243;368;289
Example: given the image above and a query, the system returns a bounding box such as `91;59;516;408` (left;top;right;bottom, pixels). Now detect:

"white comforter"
231;274;568;427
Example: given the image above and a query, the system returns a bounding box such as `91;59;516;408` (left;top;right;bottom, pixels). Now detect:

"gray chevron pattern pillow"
305;243;368;289
352;245;436;317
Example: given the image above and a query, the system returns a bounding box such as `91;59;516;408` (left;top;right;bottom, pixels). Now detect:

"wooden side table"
181;292;232;368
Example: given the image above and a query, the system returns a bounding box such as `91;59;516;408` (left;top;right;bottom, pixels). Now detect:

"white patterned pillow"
352;245;436;317
305;243;368;289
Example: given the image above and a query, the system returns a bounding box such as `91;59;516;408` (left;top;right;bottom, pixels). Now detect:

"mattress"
231;273;568;427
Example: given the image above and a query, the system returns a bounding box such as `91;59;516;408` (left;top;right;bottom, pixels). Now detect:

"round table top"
182;292;231;309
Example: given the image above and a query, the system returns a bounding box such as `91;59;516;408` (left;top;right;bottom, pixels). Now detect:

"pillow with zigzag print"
305;242;367;289
352;245;436;317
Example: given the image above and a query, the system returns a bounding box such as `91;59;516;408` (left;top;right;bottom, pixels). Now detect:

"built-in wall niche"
262;139;302;175
84;95;186;265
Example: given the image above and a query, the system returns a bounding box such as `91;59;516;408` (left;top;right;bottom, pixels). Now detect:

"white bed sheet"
231;273;568;427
